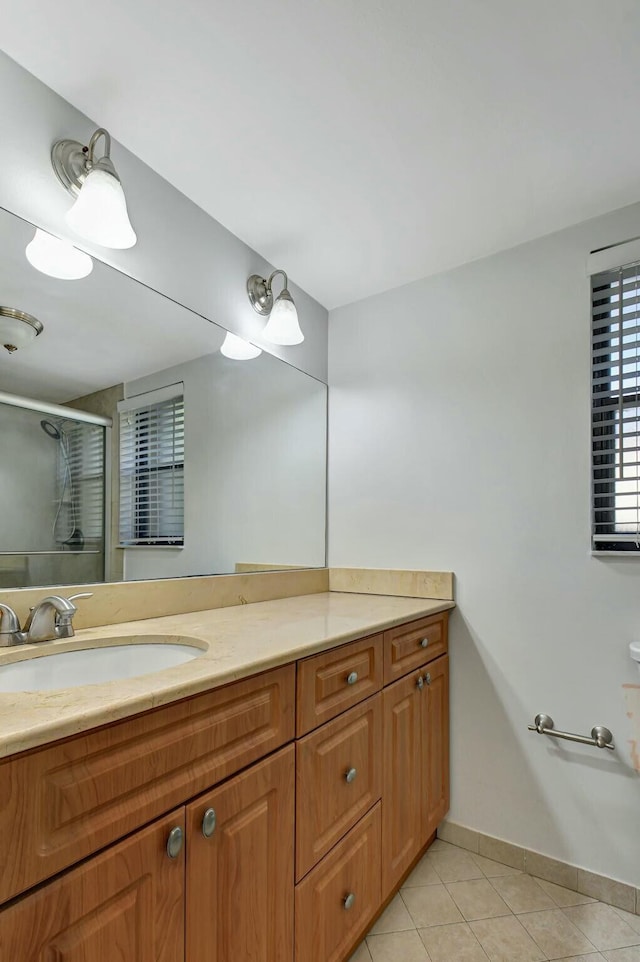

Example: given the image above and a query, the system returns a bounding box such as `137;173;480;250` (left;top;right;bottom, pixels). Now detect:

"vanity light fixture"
220;332;262;360
247;269;304;345
51;127;137;249
25;228;93;280
0;307;44;355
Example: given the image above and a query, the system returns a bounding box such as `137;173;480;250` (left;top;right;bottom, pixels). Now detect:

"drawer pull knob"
343;892;356;910
166;826;184;859
420;637;429;648
345;767;357;784
202;807;217;838
346;671;358;686
425;672;432;686
416;675;424;690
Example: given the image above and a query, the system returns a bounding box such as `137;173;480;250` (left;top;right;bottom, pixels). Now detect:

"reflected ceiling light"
51;127;137;249
247;268;304;345
220;332;262;360
25;228;93;280
0;307;44;355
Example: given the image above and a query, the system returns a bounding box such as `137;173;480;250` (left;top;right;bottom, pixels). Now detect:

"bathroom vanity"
0;592;451;962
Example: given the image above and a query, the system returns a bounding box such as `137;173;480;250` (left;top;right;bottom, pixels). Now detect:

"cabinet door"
381;670;423;896
422;655;450;840
0;808;185;962
186;745;295;962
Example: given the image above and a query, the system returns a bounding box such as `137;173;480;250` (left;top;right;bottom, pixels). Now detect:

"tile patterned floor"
348;840;640;962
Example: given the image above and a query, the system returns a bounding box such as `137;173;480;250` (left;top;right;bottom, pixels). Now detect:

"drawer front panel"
0;664;295;906
295;804;381;962
384;612;449;684
0;808;185;962
296;633;383;736
296;695;382;880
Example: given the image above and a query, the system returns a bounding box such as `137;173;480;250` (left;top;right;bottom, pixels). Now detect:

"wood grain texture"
0;808;185;962
296;694;382;880
383;611;448;684
295;804;381;962
296;633;383;736
186;746;295;962
381;670;424;897
423;655;450;840
0;664;294;906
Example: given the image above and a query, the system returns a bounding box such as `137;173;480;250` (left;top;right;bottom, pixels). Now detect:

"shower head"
40;419;62;440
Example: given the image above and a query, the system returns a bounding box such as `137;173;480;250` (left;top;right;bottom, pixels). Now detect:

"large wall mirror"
0;206;327;588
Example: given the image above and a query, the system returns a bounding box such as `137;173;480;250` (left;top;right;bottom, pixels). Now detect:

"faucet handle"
67;593;94;604
0;603;20;633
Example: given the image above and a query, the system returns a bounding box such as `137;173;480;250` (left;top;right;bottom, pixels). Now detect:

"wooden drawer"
0;808;185;962
295;803;381;962
384;611;449;684
296;633;383;736
296;694;382;880
0;663;295;907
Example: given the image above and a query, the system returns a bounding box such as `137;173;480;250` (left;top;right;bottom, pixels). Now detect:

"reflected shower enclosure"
0;397;109;588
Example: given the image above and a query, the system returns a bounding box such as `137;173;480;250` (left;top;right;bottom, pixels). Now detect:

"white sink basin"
0;637;205;692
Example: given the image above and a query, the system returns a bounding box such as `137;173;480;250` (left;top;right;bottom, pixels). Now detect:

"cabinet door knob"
202;807;217;838
416;675;424;690
166;826;184;859
425;672;432;686
343;892;356;910
346;671;358;686
345;767;357;784
420;637;429;648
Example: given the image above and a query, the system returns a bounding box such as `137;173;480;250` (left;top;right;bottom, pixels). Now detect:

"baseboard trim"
437;820;639;916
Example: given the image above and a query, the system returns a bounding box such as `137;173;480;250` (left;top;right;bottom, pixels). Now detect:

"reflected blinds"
119;389;184;547
592;263;640;551
57;423;105;547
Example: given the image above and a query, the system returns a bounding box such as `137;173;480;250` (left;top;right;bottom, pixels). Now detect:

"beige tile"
613;908;640;937
470;915;546;962
369;894;415;934
564;904;640;951
402;853;442;888
438;822;479;854
401;884;464;928
428;849;485;882
603;950;640;962
637;889;640;916
348;942;373;962
538;879;597;908
551;956;604;961
478;835;526;871
578;871;637;914
418;922;489;961
367;930;430;962
526;850;578;890
471;853;523;878
519;908;597;959
446;879;511;921
428;838;458;853
490;874;557;914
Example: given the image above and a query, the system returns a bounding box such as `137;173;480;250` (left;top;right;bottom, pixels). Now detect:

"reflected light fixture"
51;127;137;249
220;332;262;360
0;307;44;355
247;268;304;345
25;228;93;280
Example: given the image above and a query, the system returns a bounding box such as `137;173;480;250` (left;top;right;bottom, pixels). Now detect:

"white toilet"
630;641;640;676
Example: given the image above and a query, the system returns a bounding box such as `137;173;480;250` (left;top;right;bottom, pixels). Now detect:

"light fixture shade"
66;165;137;249
263;290;304;345
0;308;43;354
25;229;93;280
220;332;262;360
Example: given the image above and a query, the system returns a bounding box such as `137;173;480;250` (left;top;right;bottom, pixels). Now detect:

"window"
118;385;184;547
591;263;640;551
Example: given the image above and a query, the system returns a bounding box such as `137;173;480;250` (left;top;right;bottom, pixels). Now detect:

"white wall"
0;51;328;382
329;201;640;887
123;351;327;581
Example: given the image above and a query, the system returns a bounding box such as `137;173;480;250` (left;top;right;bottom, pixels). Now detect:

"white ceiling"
2;0;640;309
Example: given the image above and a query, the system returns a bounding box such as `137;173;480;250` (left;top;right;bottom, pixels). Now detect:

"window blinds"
57;423;105;548
119;388;185;547
592;263;640;551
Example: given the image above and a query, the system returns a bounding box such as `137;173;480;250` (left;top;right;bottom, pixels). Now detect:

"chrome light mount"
247;269;289;316
51;128;120;198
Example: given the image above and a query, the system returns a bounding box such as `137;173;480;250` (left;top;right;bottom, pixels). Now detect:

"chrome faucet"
0;593;92;646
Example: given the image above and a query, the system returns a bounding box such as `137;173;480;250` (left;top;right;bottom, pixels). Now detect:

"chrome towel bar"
528;713;614;751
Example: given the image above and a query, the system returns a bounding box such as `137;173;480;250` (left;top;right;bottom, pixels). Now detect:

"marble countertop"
0;591;454;760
